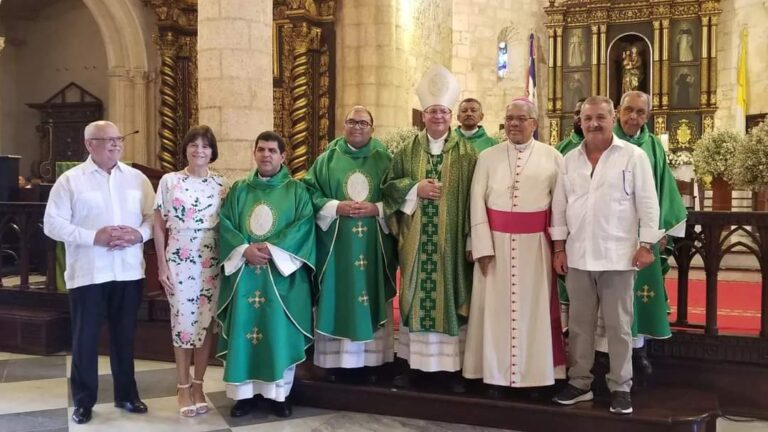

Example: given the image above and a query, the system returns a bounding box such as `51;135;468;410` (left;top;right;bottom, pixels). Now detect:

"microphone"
123;130;140;138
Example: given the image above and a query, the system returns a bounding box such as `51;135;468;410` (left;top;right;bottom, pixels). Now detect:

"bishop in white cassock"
463;98;567;388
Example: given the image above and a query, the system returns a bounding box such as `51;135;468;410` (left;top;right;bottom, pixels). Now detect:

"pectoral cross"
637;285;655;303
352;222;368;238
247;290;266;309
355;255;368;270
358;291;369;305
253;264;265;274
246;327;263;345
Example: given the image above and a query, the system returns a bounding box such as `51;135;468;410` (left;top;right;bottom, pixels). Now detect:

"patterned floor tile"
0;377;68;415
0;408;68;432
0;354;67;383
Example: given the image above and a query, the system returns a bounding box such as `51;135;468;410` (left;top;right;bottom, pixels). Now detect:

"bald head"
84;120;119;140
84;120;123;171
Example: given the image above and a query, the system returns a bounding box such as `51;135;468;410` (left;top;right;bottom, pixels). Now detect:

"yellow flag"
737;28;748;112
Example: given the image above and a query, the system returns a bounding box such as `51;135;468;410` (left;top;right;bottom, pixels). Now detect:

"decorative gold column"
661;19;670;108
548;28;556;113
599;24;607;96
287;23;320;179
555;29;563;111
155;32;181;173
708;15;718;106
700;15;710;107
652;20;662;108
591;24;599;95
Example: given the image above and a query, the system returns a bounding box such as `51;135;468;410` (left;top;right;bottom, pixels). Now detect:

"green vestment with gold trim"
302;137;397;342
454;125;498;154
216;166;316;383
382;131;477;337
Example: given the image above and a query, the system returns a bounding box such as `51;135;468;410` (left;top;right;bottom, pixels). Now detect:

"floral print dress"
154;171;228;347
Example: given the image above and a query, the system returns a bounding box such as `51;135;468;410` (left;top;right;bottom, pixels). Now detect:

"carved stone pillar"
700;15;711;107
155;32;181;172
661;19;670;108
708;15;718;106
652;20;662;108
287;23;320;179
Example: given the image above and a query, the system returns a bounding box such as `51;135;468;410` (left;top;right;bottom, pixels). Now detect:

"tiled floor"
1;351;766;432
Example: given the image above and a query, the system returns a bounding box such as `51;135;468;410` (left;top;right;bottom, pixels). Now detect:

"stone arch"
81;0;157;166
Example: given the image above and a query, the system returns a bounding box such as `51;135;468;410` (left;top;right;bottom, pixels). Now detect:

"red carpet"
666;278;762;335
393;275;763;335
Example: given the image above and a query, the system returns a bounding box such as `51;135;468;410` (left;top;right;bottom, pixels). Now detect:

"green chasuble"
613;123;687;338
302;137;398;342
454;125;498;154
216;166;316;383
382;131;477;337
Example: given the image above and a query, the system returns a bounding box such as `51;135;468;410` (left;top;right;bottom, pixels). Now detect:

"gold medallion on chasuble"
344;170;372;202
247;201;277;241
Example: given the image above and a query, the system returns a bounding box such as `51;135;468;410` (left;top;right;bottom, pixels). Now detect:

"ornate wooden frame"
544;0;721;143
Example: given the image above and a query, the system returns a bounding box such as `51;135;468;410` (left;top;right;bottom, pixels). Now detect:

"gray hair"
619;91;652;112
505;98;539;119
582;96;615;116
84;120;118;139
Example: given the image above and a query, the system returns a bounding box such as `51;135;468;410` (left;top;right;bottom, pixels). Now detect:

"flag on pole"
736;27;748;134
525;32;538;139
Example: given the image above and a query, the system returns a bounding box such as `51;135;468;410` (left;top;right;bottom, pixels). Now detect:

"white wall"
0;0;108;177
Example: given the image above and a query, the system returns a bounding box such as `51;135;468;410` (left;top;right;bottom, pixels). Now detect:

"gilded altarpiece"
273;1;336;179
545;0;721;152
143;1;336;177
144;0;199;173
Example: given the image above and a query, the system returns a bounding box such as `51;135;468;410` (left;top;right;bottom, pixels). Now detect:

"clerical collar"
427;132;448;155
631;129;641;138
257;172;273;179
460;127;478;137
511;137;534;152
346;142;361;152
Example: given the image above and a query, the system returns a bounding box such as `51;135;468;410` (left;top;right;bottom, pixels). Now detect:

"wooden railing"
0;202;55;291
671;211;768;338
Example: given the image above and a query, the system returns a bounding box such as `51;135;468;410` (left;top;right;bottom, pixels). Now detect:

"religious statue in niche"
568;30;586;67
564;72;588;112
676;24;695;62
674;67;696;107
621;45;644;94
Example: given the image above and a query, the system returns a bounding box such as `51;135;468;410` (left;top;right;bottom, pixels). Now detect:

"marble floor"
0;351;766;432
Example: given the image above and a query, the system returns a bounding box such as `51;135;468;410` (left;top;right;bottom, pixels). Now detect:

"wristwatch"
639;242;653;249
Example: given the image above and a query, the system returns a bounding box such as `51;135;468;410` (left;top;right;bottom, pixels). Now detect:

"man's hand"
108;226;143;250
336;201;356;217
417;179;442;200
244;243;271;266
351;202;379;218
477;256;493;277
633;246;654;270
465;251;473;262
659;235;668;250
553;251;568;275
94;226;119;247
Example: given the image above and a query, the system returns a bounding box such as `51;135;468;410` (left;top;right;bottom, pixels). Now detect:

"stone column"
198;0;273;180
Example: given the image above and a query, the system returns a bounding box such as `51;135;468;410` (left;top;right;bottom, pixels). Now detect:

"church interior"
1;0;768;431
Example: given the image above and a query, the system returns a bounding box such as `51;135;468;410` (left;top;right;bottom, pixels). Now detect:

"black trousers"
69;279;144;408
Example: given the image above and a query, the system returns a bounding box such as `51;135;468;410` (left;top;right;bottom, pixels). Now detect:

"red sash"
486;208;549;234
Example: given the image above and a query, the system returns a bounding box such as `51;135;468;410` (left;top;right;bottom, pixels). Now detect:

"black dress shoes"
230;398;254;417
272;400;293;418
114;399;148;413
71;406;92;424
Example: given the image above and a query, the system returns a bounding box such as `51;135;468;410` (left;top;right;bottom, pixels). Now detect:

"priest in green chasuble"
454;98;498;154
382;64;477;392
463;98;566;390
302;106;397;382
216;131;315;419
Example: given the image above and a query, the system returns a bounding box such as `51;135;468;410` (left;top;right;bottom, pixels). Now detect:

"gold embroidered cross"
424;298;435;309
253;265;265;274
247;290;266;308
424;279;434;289
355;255;368;270
637;285;655;303
423;316;434;327
426;206;437;216
352;222;368;238
424;261;435;272
246;327;263;345
358;291;369;305
425;243;435;254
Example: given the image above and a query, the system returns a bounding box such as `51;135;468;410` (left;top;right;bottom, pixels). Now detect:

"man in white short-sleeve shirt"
44;120;154;425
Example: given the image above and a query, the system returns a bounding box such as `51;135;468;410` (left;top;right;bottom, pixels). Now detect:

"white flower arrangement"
732;118;768;191
665;150;694;168
692;129;742;184
379;126;419;155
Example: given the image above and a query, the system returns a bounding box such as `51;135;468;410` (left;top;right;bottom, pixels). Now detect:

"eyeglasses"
88;136;126;144
424;108;452;117
344;119;372;129
504;116;534;124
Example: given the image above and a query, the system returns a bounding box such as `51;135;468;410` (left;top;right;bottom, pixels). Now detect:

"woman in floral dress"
153;125;228;417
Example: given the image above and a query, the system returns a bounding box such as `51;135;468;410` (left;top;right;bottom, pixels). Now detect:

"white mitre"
416;64;460;110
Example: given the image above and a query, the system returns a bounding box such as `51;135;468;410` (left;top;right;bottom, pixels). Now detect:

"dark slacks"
68;279;144;408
